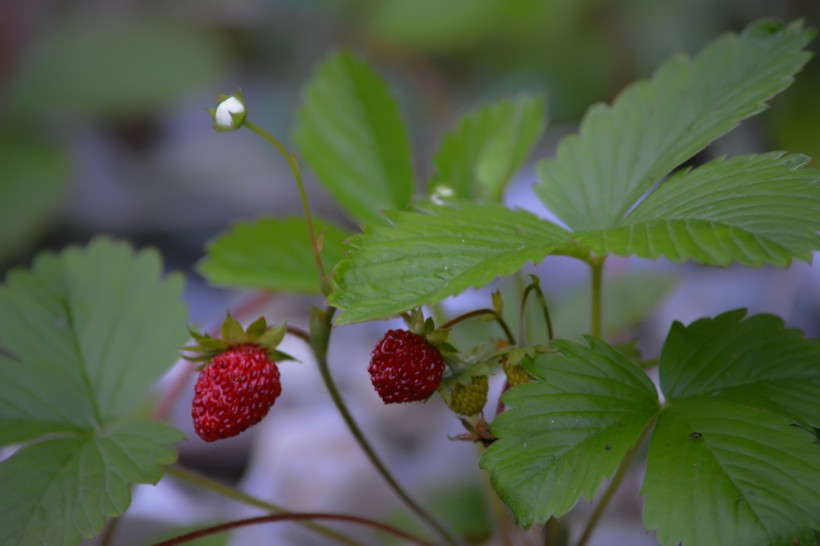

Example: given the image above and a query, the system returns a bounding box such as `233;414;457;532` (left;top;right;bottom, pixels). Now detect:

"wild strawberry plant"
1;18;819;546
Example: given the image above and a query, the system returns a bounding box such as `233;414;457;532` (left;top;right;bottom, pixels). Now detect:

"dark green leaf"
429;95;546;200
643;398;820;546
294;51;414;225
198;216;349;294
573;153;820;266
480;338;659;527
536;20;813;231
329;201;572;324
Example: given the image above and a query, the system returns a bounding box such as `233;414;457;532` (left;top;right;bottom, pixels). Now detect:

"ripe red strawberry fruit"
369;329;445;404
184;314;291;442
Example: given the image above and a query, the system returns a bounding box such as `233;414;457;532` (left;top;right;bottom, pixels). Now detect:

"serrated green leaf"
329;201;572;324
8;19;224;121
660;309;820;428
573;153;820;266
0;237;187;545
480;338;659;527
536;20;813;231
294;51;414;225
198;216;349;294
429;95;546;201
642;398;820;546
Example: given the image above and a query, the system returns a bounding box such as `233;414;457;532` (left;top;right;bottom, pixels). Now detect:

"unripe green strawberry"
502;358;533;386
446;375;489;416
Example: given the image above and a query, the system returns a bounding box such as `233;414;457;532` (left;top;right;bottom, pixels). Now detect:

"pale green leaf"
536;20;813;231
660;309;820;427
429;95;546;200
198;216;349;294
573;153;820;266
328;201;572;324
294;51;414;225
643;398;820;546
0;421;181;546
8;20;224;120
0;138;68;261
480;338;659;527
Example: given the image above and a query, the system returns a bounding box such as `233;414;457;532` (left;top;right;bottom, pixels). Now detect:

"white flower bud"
211;94;246;131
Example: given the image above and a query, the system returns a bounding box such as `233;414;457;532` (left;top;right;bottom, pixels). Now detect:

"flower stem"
518;276;554;345
589;258;605;338
243;120;330;296
440;308;516;345
153;512;435;546
576;411;659;546
164;465;360;546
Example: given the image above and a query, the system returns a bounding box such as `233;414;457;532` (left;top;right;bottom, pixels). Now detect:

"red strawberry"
369;329;445;404
184;314;292;442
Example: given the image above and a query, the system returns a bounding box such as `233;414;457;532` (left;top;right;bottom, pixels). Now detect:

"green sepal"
245;316;268;339
182;313;288;363
220;313;245;343
272;350;298;363
258;323;287;349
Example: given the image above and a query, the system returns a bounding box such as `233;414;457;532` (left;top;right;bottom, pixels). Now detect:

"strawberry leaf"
0;237;187;545
536;20;813;232
329;201;573;324
198;216;349;294
294;51;414;225
429;95;546;200
642;309;820;545
480;338;660;527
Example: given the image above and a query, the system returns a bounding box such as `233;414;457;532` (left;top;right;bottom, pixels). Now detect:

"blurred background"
1;0;819;545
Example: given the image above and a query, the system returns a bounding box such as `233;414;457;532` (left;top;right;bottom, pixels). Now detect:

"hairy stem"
153;512;435;546
164;465;359;546
440;308;516;345
244;120;329;296
589;258;605;338
576;412;659;546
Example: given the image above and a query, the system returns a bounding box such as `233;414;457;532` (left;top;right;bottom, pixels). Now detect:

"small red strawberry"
184;314;292;442
369;328;446;404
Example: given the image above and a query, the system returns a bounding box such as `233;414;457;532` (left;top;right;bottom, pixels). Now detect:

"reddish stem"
152;512;435;546
152;292;277;420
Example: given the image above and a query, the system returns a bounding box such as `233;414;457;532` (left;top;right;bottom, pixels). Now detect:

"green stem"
576;412;659;546
153;512;435;546
518;277;554;345
440;308;515;345
311;309;462;546
164;465;360;546
244;120;330;296
589;258;605;338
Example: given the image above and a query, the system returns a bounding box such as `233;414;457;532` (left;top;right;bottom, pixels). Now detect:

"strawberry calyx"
183;313;295;367
404;308;458;356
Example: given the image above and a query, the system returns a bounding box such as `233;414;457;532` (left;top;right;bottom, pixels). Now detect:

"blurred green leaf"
573;153;820;266
536;20;813;231
329;201;572;324
8;19;225;120
198;216;349;294
0;238;187;545
481;337;660;527
429;95;546;201
0;138;68;261
295;51;414;225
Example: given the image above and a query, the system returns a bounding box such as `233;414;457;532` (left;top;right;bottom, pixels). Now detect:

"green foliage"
481;310;820;544
198;216;349;294
536;20;813;231
0;138;67;261
480;338;660;527
8;20;225;121
429;95;546;200
0;238;187;545
294;51;414;225
329;202;572;324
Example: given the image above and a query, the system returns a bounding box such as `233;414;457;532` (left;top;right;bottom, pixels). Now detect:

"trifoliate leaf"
429;95;546;201
198;216;349;294
329;201;572;324
480;338;659;527
0;237;187;545
573;153;820;266
294;51;414;225
642;398;820;546
536;20;813;231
